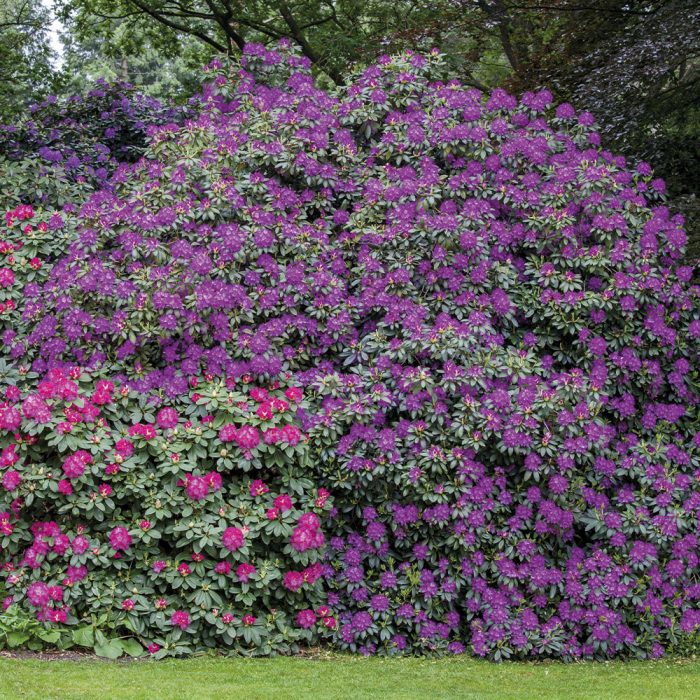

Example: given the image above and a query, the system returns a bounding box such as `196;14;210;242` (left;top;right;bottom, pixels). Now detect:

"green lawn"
1;655;699;700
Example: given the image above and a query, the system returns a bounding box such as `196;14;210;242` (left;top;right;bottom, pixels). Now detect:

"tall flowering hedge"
1;43;699;660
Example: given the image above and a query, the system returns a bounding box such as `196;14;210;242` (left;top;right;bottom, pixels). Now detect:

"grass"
1;654;699;700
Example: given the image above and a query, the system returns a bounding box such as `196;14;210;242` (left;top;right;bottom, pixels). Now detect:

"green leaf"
94;639;124;659
120;638;145;657
37;630;61;644
6;632;30;648
73;627;95;647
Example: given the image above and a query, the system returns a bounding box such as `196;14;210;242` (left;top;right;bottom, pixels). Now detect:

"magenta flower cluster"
0;42;698;660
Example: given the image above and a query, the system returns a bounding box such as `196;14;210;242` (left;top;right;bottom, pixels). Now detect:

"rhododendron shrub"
0;368;333;656
0;82;188;250
1;43;699;659
0;82;188;190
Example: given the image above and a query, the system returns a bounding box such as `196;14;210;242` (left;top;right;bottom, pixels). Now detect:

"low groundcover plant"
0;41;698;661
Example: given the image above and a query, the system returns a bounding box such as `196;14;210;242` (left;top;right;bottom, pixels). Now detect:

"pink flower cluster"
0;511;13;536
262;424;303;446
127;423;157;440
283;563;324;592
26;581;67;622
62;450;93;480
90;379;115;405
265;492;294;521
236;563;256;582
170;609;190;630
4;204;35;227
221;526;245;552
156;407;179;429
219;424;260;451
295;605;336;630
181;471;222;501
0;405;21;432
109;526;132;552
37;369;80;401
290;513;324;552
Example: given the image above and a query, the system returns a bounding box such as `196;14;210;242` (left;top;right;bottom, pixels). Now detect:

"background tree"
56;0;494;87
512;1;700;260
0;0;55;119
59;0;381;85
58;17;208;99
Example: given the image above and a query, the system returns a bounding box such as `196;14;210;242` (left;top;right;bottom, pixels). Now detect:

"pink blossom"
114;439;134;457
256;404;273;421
0;268;14;287
274;494;293;512
296;609;316;629
0;406;21;431
62;450;93;479
249;387;268;402
219;423;238;442
22;394;52;423
58;479;73;496
26;581;50;607
2;470;21;491
222;526;244;552
71;535;89;555
270;398;289;413
249;479;269;497
0;511;13;536
303;563;324;584
298;512;320;529
109;526;132;552
206;471;222;491
290;524;324;552
283;571;304;592
236;563;256;581
156;407;179;429
214;561;231;575
284;386;303;403
48;608;68;624
170;610;190;630
185;475;209;501
0;444;18;467
315;488;330;508
280;424;302;446
235;425;260;450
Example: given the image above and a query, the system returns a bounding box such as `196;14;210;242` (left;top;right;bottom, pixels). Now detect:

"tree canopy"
0;0;56;119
